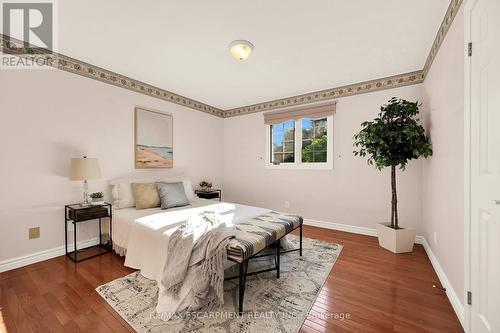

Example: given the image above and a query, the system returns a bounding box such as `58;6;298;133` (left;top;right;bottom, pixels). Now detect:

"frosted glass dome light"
229;40;254;61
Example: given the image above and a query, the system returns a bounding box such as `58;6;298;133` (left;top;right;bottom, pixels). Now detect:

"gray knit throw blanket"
162;211;235;309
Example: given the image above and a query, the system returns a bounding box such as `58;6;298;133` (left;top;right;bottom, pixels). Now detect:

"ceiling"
57;0;450;110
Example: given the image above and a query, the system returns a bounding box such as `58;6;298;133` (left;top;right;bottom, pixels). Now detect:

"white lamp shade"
69;157;101;180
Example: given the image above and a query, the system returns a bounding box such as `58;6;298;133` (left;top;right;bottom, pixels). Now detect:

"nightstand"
64;203;113;262
195;189;222;201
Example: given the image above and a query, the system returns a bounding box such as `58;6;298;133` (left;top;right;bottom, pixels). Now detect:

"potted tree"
353;98;432;253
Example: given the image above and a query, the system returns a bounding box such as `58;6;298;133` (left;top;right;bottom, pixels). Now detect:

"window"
266;115;333;169
271;120;295;163
301;118;327;163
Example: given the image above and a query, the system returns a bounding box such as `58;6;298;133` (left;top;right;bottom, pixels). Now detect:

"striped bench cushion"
226;211;303;263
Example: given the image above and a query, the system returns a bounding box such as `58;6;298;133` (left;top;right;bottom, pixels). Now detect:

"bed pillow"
110;177;157;209
156;182;190;209
131;183;160;209
157;176;196;201
109;174;195;209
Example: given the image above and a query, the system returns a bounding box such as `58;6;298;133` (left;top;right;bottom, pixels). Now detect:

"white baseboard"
302;218;464;328
0;238;99;273
303;218;463;327
421;237;465;328
303;218;424;244
0;219;465;330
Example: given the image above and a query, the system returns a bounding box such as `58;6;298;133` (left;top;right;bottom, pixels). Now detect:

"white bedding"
112;199;271;316
112;199;214;256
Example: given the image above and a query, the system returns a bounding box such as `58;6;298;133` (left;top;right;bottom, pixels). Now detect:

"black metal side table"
195;189;222;201
64;203;113;262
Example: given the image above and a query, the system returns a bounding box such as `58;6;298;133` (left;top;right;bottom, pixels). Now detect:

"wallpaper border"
423;0;464;77
222;71;424;117
0;0;462;118
0;34;224;117
223;0;464;117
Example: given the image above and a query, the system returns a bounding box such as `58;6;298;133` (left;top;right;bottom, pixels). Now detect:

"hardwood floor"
0;226;463;333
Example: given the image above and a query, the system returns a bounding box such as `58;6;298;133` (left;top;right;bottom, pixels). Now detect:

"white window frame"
265;115;334;170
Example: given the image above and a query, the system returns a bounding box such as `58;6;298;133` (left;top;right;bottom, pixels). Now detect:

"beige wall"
0;68;224;262
0;12;465;292
0;68;428;266
422;7;465;305
223;84;425;233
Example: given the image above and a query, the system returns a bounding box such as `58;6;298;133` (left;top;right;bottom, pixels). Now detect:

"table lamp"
70;156;101;206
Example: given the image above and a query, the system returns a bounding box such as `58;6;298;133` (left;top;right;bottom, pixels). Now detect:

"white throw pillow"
110;177;157;209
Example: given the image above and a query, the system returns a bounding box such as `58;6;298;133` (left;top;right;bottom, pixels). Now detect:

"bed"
109;170;304;315
112;198;279;315
113;198;271;280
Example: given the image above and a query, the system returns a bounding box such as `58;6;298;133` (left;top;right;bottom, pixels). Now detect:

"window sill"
265;162;333;170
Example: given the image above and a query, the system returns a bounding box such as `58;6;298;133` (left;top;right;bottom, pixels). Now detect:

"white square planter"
376;223;416;253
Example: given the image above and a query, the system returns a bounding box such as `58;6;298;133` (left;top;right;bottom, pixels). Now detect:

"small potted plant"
353;98;432;253
199;180;213;192
90;192;105;205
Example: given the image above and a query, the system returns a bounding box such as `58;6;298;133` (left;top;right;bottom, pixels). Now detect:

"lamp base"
82;180;90;206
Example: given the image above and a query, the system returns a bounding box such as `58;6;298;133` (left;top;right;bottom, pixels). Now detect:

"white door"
469;0;500;332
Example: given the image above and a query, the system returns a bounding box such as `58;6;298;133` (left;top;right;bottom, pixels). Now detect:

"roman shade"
263;102;336;125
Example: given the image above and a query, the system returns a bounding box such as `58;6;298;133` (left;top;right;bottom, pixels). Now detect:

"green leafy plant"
353;98;432;229
199;180;213;189
90;192;104;199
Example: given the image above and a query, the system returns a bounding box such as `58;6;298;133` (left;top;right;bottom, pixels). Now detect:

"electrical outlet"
284;201;290;208
29;227;40;239
433;231;438;245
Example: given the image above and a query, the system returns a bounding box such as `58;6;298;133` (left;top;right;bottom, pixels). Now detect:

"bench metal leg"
299;224;303;256
276;241;280;278
238;262;247;315
232;224;303;315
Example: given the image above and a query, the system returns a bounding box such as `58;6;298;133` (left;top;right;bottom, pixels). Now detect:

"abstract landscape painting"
135;107;173;168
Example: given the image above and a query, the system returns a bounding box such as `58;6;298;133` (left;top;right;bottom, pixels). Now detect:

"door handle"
495;200;500;205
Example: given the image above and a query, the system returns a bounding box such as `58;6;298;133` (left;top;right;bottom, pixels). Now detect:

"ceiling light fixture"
229;40;254;61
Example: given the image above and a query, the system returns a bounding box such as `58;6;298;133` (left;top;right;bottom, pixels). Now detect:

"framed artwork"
134;107;173;168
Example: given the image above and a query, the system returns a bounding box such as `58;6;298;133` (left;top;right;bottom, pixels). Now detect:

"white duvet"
113;199;270;317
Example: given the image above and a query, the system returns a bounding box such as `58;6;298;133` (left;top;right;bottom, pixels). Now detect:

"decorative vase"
376;223;416;253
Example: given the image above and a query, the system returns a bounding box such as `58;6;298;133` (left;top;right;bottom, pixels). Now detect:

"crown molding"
222;70;424;117
0;0;462;118
0;34;224;117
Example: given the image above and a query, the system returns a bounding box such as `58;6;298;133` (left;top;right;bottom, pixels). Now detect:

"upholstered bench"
225;211;303;314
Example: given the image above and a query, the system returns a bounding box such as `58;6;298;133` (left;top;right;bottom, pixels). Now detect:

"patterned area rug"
96;236;342;333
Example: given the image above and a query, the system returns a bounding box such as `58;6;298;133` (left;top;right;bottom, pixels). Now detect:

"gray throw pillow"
156;182;190;209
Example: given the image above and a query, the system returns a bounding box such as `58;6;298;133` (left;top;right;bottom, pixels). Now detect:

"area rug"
96;235;342;333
